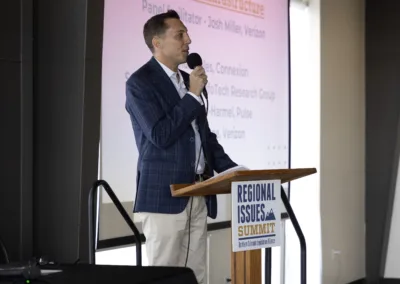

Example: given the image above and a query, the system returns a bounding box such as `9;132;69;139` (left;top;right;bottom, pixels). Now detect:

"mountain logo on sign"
265;209;276;221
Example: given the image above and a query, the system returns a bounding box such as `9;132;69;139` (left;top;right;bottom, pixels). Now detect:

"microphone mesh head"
187;53;202;69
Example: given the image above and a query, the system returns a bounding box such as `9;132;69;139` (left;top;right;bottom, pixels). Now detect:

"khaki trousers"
139;196;208;284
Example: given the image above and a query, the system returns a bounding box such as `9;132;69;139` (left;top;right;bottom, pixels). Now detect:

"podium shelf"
170;168;316;197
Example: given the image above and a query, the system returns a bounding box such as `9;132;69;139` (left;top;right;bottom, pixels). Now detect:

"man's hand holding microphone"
189;66;208;97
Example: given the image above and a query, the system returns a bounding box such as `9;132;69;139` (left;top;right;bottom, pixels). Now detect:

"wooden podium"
170;168;316;284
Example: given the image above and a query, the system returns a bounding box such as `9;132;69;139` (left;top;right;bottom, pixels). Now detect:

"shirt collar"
155;58;179;79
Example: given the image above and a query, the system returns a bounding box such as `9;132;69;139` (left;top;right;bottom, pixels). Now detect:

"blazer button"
190;137;195;142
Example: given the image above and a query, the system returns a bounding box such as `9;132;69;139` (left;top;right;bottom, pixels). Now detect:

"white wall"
285;0;366;283
319;0;365;283
285;1;322;283
384;156;400;278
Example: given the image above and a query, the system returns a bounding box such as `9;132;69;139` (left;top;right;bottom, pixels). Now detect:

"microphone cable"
184;89;209;268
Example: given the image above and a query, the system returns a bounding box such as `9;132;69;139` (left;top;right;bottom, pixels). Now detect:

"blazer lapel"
147;58;207;122
182;73;190;92
147;57;181;105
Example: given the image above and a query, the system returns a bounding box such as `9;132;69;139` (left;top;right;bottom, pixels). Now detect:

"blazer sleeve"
126;77;203;149
206;123;238;173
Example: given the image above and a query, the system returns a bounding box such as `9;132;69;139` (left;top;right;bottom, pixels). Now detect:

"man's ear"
152;36;161;50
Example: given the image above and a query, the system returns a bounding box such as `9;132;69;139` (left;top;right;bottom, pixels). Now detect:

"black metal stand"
264;247;272;284
0;236;9;264
88;180;142;266
280;186;306;284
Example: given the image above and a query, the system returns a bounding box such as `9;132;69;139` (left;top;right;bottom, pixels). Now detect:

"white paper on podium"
209;165;250;181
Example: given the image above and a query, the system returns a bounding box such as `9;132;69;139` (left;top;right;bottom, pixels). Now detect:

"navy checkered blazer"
125;57;237;219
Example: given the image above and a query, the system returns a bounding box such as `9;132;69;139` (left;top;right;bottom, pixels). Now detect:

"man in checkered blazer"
125;10;237;284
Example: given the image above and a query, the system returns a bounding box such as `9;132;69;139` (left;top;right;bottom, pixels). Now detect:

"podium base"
231;248;262;284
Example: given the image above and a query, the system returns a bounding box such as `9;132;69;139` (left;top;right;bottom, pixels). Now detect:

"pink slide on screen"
100;0;289;224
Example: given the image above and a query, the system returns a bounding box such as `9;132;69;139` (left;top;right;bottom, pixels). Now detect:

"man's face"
154;18;191;66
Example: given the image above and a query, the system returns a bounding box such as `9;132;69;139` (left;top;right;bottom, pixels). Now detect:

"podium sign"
231;180;281;252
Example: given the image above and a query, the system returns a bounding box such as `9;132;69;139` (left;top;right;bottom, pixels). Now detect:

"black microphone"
187;53;208;100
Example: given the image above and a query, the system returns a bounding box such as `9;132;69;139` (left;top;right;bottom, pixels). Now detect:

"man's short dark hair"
143;10;180;52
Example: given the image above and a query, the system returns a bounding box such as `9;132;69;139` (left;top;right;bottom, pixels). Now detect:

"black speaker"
1;264;198;284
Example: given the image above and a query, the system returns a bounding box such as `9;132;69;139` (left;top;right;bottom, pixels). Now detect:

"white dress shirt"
156;60;206;174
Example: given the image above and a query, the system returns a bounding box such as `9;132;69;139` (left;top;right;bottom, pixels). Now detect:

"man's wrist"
187;92;204;105
189;89;201;96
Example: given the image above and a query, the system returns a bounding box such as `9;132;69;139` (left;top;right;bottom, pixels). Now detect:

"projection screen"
99;0;290;242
